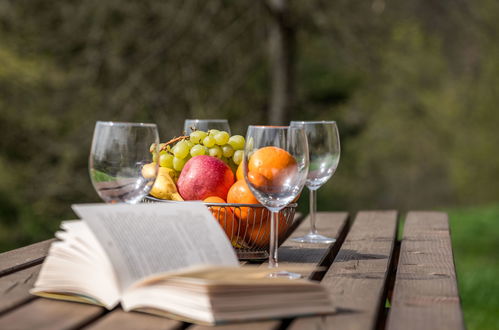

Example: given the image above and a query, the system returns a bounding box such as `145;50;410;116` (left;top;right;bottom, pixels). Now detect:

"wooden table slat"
386;211;465;330
0;239;55;277
190;320;282;330
0;299;104;330
289;210;398;330
85;309;182;330
0;264;41;314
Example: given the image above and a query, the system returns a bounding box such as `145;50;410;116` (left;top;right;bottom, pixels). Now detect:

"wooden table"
0;211;465;330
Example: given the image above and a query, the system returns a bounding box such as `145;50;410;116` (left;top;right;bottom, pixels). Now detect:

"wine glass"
290;121;340;244
89;121;159;204
183;119;231;135
243;126;309;278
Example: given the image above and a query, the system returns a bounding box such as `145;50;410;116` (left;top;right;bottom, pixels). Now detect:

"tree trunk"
266;0;295;125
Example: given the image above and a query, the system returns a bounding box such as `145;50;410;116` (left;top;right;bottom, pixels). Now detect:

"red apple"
177;155;235;201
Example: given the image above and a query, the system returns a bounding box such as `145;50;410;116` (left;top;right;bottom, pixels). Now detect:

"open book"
31;203;334;325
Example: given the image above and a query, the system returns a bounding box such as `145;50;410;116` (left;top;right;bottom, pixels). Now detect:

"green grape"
159;153;174;168
222;144;234;158
149;143;158;153
214;131;230;145
209;146;223;158
203;135;216;148
186;140;194;148
190;144;206;157
152;153;159;163
189;130;207;144
173;157;187;171
228;135;245;150
208;129;220;136
233;150;243;165
173;140;190;159
159;149;168;155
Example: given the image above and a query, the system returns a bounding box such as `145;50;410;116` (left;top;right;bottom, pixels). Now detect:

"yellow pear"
141;162;158;179
150;167;183;200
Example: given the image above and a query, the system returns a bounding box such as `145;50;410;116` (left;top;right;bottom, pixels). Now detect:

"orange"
203;196;239;239
247;171;269;188
227;179;269;224
248;146;297;186
237;163;270;188
243;213;290;249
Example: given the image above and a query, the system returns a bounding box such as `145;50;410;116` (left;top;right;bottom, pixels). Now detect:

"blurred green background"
0;1;497;328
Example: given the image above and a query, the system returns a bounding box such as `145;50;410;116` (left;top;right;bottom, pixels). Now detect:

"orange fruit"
237;163;270;188
227;179;269;224
247;171;269;188
236;162;244;181
243;213;289;249
203;196;239;239
248;146;297;186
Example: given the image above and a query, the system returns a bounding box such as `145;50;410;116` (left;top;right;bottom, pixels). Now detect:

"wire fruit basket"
143;196;297;260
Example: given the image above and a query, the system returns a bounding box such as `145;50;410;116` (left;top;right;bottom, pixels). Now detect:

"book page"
31;220;121;308
72;202;239;289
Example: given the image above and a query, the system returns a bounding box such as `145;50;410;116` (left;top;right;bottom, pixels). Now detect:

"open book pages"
72;202;239;289
31;220;121;307
31;202;239;308
30;202;334;325
122;267;334;325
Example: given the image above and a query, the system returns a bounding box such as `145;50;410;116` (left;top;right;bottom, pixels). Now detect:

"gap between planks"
386;211;465;330
0;239;55;277
0;264;42;316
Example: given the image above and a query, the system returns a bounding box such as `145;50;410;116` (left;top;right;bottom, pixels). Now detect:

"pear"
149;166;184;200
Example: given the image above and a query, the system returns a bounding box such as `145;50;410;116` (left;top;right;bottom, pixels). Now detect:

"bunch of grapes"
152;130;245;177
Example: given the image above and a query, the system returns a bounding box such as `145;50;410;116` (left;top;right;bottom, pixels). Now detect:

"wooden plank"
190;320;281;330
0;264;41;314
386;212;465;330
0;239;54;277
0;299;104;330
289;211;398;330
86;309;182;330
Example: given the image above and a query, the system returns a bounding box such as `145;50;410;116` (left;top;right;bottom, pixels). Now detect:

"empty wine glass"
290;121;340;244
244;126;309;278
183;119;231;135
89;121;159;204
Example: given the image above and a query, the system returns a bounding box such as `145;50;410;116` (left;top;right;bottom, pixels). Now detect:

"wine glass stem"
309;188;318;235
269;211;279;268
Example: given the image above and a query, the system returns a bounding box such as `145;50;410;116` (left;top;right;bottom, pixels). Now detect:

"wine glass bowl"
183;119;231;135
243;126;309;278
89;121;159;204
290;121;340;244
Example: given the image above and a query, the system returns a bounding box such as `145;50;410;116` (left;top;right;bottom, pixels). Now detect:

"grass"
447;204;499;330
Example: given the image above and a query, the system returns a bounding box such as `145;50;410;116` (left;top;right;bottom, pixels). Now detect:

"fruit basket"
143;195;297;260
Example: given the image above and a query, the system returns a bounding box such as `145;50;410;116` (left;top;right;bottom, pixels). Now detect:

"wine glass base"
290;233;336;244
268;271;302;279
